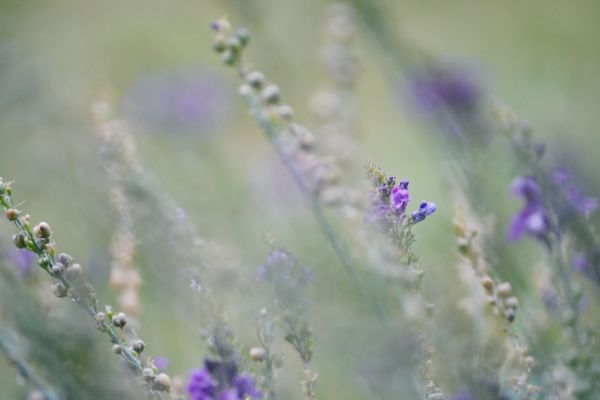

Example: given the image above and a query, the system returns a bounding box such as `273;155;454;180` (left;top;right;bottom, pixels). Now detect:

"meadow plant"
1;3;600;400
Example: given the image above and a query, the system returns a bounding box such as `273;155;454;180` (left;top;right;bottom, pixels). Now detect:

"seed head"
33;222;52;239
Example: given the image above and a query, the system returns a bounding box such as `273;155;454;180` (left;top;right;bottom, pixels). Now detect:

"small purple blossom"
154;357;169;371
187;359;260;400
411;201;437;224
508;176;553;243
9;248;36;276
391;180;410;212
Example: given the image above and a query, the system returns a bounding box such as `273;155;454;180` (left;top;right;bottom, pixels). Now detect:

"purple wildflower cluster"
411;67;480;116
187;359;261;400
369;175;436;226
508;176;553;243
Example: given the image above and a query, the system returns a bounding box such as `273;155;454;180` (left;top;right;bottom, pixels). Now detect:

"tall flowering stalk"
210;18;382;316
0;177;178;399
453;207;539;399
255;247;317;400
94;100;144;323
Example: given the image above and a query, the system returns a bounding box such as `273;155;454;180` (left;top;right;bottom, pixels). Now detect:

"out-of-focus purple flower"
508;176;553;243
187;359;260;400
553;168;598;216
154;357;169;371
391;180;410;212
449;390;473;400
9;248;36;276
411;68;480;114
123;70;233;136
411;201;437;224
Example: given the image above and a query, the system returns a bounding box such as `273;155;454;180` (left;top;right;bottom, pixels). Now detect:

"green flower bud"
246;71;265;89
132;339;145;354
221;49;237;65
235;28;251;46
261;84;281;104
12;232;27;249
226;36;242;51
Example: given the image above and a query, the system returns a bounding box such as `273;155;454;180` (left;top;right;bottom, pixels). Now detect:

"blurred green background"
1;0;600;398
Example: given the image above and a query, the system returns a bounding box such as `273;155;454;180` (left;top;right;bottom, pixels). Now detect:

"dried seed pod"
261;85;281;104
246;71;265;89
249;347;266;362
497;282;512;298
5;208;19;221
154;373;171;391
132;339;145;354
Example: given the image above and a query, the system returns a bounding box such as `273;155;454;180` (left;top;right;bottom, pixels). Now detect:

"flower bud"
505;296;519;309
235;28;251;46
132;339;145;354
65;263;82;279
33;222;52;239
143;368;155;382
246;71;265;89
261;84;281;104
95;312;106;323
249;347;266;362
57;253;73;267
154;373;171;391
497;282;512;298
112;312;127;328
277;105;294;121
12;232;27;249
221;49;237;65
524;356;535;369
226;36;242;51
480;276;494;293
51;282;68;298
51;262;65;276
213;37;227;53
5;208;19;221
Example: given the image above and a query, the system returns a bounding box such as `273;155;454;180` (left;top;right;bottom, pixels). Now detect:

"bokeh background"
1;0;600;399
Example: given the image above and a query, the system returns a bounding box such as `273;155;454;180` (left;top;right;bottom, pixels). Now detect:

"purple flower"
553;168;598;216
9;248;36;276
187;359;260;400
154;357;169;371
411;201;437;224
391;180;410;212
411;68;480;115
123;70;233;136
508;176;553;243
